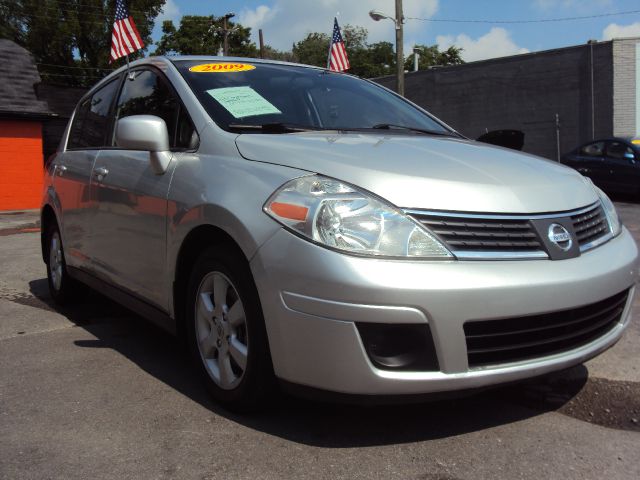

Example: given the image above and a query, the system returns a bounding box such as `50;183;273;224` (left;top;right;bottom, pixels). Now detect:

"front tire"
186;246;275;411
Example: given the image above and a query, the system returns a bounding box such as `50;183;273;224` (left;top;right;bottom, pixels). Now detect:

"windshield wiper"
227;122;320;133
371;123;457;137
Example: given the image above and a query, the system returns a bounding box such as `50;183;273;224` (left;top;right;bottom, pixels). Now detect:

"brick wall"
0;120;44;211
374;42;615;160
612;38;639;137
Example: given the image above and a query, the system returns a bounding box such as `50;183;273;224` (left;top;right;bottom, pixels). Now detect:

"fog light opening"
356;323;439;371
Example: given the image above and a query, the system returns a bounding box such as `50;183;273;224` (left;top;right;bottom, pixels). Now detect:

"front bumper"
250;227;638;396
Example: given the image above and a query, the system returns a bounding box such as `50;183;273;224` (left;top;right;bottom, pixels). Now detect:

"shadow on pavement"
28;277;598;447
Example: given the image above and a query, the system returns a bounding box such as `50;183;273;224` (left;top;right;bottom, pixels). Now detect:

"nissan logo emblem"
548;223;572;251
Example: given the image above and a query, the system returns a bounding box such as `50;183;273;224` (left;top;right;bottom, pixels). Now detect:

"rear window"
173;60;449;134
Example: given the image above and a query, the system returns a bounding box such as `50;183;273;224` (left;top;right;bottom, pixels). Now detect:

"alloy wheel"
49;231;63;292
195;272;249;390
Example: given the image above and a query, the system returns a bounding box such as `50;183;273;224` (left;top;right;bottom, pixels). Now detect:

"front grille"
412;215;542;253
571;204;609;249
464;289;629;368
406;202;613;260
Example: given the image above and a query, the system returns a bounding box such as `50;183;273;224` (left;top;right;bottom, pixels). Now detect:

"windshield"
173;60;452;134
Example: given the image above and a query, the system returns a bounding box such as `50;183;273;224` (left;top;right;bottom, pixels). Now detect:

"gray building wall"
612;37;640;137
374;41;615;160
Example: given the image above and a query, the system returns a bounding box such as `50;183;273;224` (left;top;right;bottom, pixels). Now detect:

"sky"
152;0;640;62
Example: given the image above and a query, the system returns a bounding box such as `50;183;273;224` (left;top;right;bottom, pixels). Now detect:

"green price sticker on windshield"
206;86;282;119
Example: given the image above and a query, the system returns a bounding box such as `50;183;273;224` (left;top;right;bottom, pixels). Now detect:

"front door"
89;149;176;309
88;68;197;311
572;141;607;188
604;141;639;194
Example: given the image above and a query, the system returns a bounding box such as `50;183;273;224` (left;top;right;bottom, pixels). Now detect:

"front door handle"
93;166;109;181
56;165;68;176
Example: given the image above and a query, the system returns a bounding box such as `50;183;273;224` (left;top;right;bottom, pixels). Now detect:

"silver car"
41;57;638;409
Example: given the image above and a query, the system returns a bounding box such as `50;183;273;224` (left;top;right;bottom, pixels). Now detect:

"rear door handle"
93;167;109;181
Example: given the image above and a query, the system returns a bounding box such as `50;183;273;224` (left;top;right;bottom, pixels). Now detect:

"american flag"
328;18;350;72
110;0;144;62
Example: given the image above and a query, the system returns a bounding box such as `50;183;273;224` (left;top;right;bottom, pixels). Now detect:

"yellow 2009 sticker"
189;63;256;73
632;139;640;145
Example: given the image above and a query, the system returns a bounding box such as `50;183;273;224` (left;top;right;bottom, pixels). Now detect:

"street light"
369;1;404;96
368;10;390;22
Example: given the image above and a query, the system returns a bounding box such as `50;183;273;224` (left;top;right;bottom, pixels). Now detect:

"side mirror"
115;115;173;174
624;151;635;163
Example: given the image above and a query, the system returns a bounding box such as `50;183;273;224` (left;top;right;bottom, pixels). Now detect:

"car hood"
235;132;598;213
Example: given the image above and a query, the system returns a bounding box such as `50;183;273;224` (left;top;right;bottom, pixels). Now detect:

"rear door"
88;68;197;310
53;77;121;270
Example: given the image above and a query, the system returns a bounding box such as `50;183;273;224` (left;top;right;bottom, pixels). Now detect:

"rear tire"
185;246;276;411
45;222;81;305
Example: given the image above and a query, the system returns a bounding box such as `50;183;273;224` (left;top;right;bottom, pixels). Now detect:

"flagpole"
125;53;132;79
326;17;335;69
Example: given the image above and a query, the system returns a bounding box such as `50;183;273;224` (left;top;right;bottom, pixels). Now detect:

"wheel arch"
40;204;58;263
173;224;250;338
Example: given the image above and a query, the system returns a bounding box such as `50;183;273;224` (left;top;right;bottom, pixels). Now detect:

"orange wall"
0;120;44;211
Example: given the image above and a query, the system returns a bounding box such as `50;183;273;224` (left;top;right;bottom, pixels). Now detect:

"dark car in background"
561;137;640;195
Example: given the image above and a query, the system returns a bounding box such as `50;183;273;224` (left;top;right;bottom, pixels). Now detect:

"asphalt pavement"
0;204;639;480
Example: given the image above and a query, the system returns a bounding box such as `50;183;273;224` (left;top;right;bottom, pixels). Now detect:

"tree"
290;26;463;79
0;0;24;43
404;44;465;71
261;45;296;62
155;15;258;57
292;32;330;67
0;0;164;86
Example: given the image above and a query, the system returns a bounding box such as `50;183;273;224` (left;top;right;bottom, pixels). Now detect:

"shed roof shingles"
0;39;52;116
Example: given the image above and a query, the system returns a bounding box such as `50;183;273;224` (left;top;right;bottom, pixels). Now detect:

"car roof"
80;55;332;105
166;55;326;70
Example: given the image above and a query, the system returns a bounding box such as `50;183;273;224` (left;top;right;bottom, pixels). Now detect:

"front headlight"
264;175;453;259
596;188;621;237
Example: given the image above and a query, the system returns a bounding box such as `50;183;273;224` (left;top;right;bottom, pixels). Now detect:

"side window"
606;141;635;162
115;69;196;150
67;99;90;149
579;141;604;157
67;78;120;149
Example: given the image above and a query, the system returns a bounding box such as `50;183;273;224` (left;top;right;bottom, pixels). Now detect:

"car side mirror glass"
115;115;173;174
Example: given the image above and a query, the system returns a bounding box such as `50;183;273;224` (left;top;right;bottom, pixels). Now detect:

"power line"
54;1;149;16
407;9;640;24
36;62;115;71
38;72;105;79
18;10;222;27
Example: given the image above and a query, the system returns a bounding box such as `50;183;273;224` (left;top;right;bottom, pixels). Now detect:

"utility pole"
259;29;265;59
395;0;404;96
221;12;236;56
369;1;404;95
555;113;561;162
